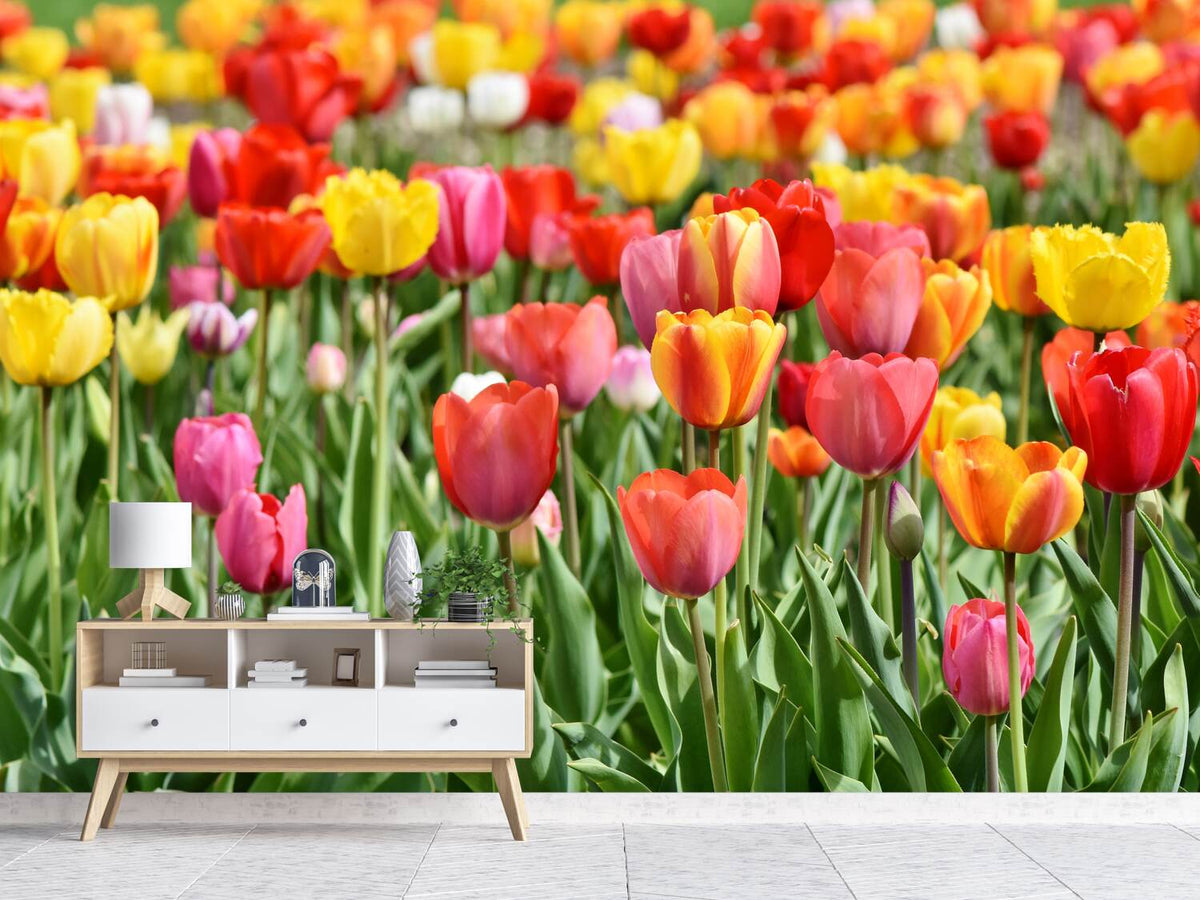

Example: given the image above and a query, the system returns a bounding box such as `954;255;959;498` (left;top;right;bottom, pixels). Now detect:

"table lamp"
110;503;193;621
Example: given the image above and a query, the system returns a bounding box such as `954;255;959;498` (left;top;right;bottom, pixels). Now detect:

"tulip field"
5;0;1200;800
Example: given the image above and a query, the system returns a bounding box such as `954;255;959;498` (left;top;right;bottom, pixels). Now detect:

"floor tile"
0;826;62;868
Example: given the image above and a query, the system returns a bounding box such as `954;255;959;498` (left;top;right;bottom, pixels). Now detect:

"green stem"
340;279;354;401
681;419;695;473
1017;316;1035;444
560;419;581;578
1109;494;1137;749
874;479;893;632
685;597;728;792
367;278;390;618
985;715;1000;792
708;430;727;705
460;281;474;374
205;518;216;618
1004;551;1028;791
937;503;948;595
512;258;530;306
108;330;119;498
857;478;876;594
731;427;749;628
748;378;772;595
900;558;918;710
796;478;809;553
496;529;519;614
255;289;271;428
41;387;62;689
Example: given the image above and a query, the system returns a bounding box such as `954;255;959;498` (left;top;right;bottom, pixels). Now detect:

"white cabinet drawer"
82;688;229;751
378;688;526;752
230;688;376;751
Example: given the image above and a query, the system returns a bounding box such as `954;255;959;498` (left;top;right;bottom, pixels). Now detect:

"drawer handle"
298;718;307;727
449;718;458;727
150;718;159;727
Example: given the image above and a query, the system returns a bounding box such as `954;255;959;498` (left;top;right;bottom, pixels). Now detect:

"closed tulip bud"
0;288;113;387
432;20;500;90
934;3;983;50
3;27;69;80
320;169;440;277
407;85;466;134
884;481;923;561
1127;110;1200;185
305;343;347;394
187;301;256;359
467;71;529;129
92;83;153;146
604;119;702;206
985;111;1051;171
1031;223;1169;332
678;209;782;316
216;485;308;594
451;370;507;401
619;229;682;349
427;165;506;284
768;426;831;479
509;490;563;567
605;346;661;412
48;67;111;134
683;81;761;160
187;128;241;219
56;194;159;312
115;307;189;385
1134;490;1164;553
173;412;263;518
0;118;80;206
943;598;1034;717
982;44;1063;115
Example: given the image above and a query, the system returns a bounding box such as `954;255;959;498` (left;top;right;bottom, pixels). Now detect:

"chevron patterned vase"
384;530;422;620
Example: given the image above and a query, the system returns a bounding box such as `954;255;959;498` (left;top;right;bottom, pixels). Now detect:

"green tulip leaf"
1138;509;1200;618
1026;616;1078;792
721;616;759;792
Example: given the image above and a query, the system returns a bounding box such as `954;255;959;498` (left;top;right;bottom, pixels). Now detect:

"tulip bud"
1134;490;1164;553
884;481;924;561
306;344;347;394
467;71;530;130
187;301;256;359
604;346;660;412
357;298;376;338
93;82;153;146
509;490;564;567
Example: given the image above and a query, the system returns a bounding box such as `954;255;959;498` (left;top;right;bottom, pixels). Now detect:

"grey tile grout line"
622;822;630;900
1169;823;1200;843
173;823;258;899
0;828;65;871
985;823;1083;899
803;823;858;900
400;822;441;899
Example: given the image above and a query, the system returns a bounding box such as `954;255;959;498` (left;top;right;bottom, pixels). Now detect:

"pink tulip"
605;346;660;412
388;254;427;284
678;210;781;316
509;490;563;567
426;165;506;284
833;220;931;257
215;485;308;594
1055;18;1118;83
306;343;347;393
187;302;257;358
816;187;842;227
806;352;938;478
173;413;263;518
529;212;575;271
472;313;512;371
0;83;48;119
170;264;233;309
815;247;926;357
188;128;242;218
93;83;152;146
943;598;1034;716
620;229;682;349
505;298;617;416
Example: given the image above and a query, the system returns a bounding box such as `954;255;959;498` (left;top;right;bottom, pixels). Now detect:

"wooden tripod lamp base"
116;569;191;621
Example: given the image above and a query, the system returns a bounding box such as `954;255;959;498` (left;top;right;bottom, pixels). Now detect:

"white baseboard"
3;793;1198;827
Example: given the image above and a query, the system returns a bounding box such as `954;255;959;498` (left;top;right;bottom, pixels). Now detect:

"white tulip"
451;370;507;402
407;86;465;134
408;32;439;85
935;4;984;51
93;83;153;145
812;131;848;167
467;71;529;130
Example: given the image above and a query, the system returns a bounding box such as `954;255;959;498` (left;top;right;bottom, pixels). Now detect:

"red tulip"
173;413;263;518
627;7;692;57
505;298;617;416
618;468;747;599
215;203;330;291
216;484;308;594
500;166;579;261
522;72;580;126
943;598;1034;717
433;381;560;531
753;0;824;55
712;178;834;311
806;352;939;479
567;207;656;286
777;359;816;430
984;111;1051;170
80;146;187;226
238;47;360;143
1060;346;1198;495
228;123;335;210
824;38;891;91
1040;327;1130;423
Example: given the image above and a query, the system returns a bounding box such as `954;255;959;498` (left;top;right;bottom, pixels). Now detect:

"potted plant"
214;580;245;620
413;547;507;623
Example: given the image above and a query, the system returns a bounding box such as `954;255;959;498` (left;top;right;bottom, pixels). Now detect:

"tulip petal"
931;436;1025;550
1003;466;1085;554
1064;254;1160;332
807;355;907;479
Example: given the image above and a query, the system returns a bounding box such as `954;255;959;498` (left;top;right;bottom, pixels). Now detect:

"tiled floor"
2;819;1199;898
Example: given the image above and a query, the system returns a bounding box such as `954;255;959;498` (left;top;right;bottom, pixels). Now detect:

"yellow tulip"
982;44;1063;115
917;49;982;112
920;386;1007;474
627;49;678;102
176;0;257;56
495;32;545;74
319;169;440;276
1086;43;1164;101
168;122;208;172
1030;222;1169;331
572;137;609;188
0;289;113;387
431;20;501;89
133;48;222;104
1127;111;1200;185
0;119;80;206
75;3;166;73
116;307;190;385
811;162;909;222
876;0;934;62
3;28;70;81
569;77;634;135
48;67;111;134
458;0;551;37
683;81;762;160
56;194;160;313
604;119;702;205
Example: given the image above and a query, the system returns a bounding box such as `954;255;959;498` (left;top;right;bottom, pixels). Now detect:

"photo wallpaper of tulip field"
4;0;1200;799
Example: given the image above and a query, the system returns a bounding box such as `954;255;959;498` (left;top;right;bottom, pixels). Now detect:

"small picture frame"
332;648;361;686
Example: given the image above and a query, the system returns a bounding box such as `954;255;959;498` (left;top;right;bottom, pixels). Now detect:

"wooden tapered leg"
100;772;129;829
492;757;527;841
81;758;119;842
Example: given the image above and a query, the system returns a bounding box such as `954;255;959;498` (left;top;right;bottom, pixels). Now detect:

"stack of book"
413;660;496;689
118;667;212;688
248;659;308;688
265;606;369;622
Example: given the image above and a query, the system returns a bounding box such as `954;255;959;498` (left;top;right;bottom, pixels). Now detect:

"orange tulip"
904;258;992;369
555;0;623;67
982;225;1050;318
0;196;59;282
893;174;990;264
876;0;934;62
906;85;967;150
662;7;715;74
932;436;1087;555
433;381;560;531
651;307;786;432
683;81;761;160
1136;300;1200;354
618;467;747;599
768;426;831;479
982;44;1063;115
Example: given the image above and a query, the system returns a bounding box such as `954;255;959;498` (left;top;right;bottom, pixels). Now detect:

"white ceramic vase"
384;531;421;620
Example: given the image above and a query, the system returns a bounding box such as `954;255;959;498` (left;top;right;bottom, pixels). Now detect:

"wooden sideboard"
75;619;533;841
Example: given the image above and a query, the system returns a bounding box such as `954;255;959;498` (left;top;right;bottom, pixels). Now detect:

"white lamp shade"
109;503;193;569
